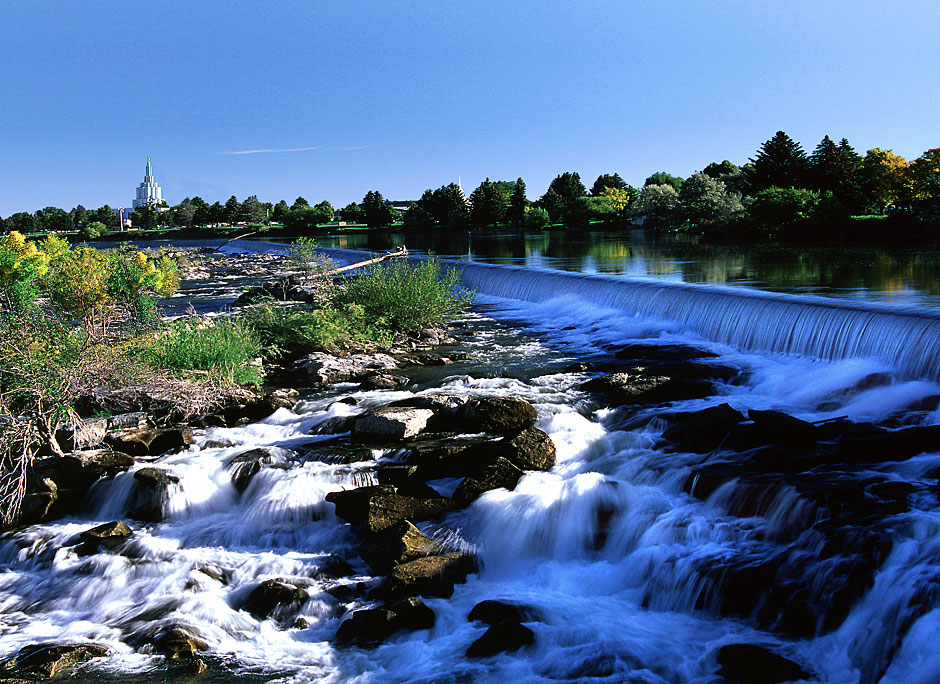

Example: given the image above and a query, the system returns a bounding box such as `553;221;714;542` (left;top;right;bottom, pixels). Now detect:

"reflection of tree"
317;230;940;305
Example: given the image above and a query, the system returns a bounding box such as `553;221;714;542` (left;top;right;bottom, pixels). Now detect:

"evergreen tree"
272;200;290;223
339;202;364;224
808;135;864;212
69;205;88;228
538;188;565;222
222;195;240;223
747;130;809;192
240;195;267;224
172;198;195;227
469;178;508;228
509;177;528;226
362;190;393;228
291;197;309;210
590;173;627;195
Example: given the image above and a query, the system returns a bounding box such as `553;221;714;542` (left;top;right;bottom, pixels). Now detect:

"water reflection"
313;230;940;308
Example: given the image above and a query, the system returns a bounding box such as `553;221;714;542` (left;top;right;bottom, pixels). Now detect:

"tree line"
3;131;938;242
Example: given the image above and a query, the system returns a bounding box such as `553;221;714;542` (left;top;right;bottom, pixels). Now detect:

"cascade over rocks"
495;427;556;471
326;485;453;533
227;447;290;492
662;404;747;453
358;520;446;573
0;643;110;679
129;467;181;522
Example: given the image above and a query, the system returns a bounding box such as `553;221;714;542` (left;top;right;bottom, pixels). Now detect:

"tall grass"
337;257;475;334
147;317;263;387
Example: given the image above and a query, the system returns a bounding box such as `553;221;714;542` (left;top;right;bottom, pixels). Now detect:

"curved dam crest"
313;244;940;381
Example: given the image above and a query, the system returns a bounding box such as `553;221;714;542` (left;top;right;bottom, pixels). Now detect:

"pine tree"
590;173;627;196
509;177;527;226
747;131;809;192
469;178;508;228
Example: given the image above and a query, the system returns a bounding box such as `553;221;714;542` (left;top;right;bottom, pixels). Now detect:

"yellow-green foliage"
0;234;180;336
0;231;49;310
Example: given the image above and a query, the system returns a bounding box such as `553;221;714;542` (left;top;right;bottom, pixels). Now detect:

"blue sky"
1;1;938;215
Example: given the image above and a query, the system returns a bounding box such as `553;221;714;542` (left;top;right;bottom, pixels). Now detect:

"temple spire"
133;156;163;209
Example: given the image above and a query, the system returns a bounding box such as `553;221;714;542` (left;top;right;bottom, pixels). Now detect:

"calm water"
312;230;940;309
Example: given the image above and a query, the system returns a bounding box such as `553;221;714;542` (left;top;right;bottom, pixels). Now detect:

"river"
2;234;939;683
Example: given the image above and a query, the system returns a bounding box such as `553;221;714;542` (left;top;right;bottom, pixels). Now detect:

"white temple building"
132;156;163;209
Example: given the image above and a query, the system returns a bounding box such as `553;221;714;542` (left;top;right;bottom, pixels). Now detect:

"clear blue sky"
2;1;938;216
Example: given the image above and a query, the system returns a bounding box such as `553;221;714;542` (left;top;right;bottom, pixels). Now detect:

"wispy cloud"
218;145;371;155
220;146;323;155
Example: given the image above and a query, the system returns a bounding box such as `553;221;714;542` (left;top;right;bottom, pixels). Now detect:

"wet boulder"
715;644;811;684
581;371;712;406
358;520;446;573
129;467;181;522
153;627;208;660
723;410;820;452
227;447;289;492
466;622;535;657
104;427;192;457
335;597;435;645
613;343;718;363
352;408;435;441
496;427;556;471
244;578;310;619
326;485;454;533
223;389;300;424
459;397;538;434
468;600;540;625
374;552;476;601
297;352;399;387
390;394;470;415
17;453;123;526
0;642;110;679
76;521;133;555
359;373;410;390
405;436;493;479
662;404;747;453
453;458;525;507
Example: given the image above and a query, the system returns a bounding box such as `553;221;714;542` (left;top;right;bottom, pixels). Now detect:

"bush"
81;221;106;240
0;231;48;311
523;207;551;230
336;256;474;334
145;317;263;387
240;303;392;355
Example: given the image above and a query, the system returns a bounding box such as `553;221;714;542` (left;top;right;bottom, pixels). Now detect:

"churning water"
2;242;940;683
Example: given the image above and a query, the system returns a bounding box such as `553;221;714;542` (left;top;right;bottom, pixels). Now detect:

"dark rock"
227;448;288;492
662;404;747;453
18;454;117;526
353;408;434;440
453;458;525;506
105;427;192;457
315;555;355;579
723;410;820;452
374;552;475;601
839;425;940;463
300;441;376;464
716;644;811;684
174;657;207;675
390;394;470;414
359;373;410;390
581;371;712;406
460;397;538;434
312;415;357;435
129;467;181;522
153;627;208;659
76;521;133;555
0;642;110;679
375;465;421;487
359;520;445;573
335;597;435;645
326;485;454;533
405;436;492;479
244;578;310;619
468;600;539;625
405;353;453;366
466;622;534;657
496;427;556;471
613;343;718;363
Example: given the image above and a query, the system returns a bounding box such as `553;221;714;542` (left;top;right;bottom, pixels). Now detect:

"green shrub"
240;303;392;355
336;256;474;334
146;317;263;387
524;206;551;230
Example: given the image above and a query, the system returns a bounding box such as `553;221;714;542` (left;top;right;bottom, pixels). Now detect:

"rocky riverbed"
3;246;940;683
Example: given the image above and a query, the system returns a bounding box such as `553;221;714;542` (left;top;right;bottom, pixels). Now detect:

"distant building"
132;156;163;209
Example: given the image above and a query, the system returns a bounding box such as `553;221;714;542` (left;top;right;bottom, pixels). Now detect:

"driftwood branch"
317;246;409;278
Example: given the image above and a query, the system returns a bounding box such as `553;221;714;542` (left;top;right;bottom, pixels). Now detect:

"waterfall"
452;262;940;381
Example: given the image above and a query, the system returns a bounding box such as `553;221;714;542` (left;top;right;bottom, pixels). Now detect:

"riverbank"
3;244;940;683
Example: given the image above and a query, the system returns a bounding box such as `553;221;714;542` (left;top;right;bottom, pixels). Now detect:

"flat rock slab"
299;352;399;387
353;408;434;440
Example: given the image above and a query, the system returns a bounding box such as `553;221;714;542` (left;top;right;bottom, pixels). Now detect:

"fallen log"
317;247;409;278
